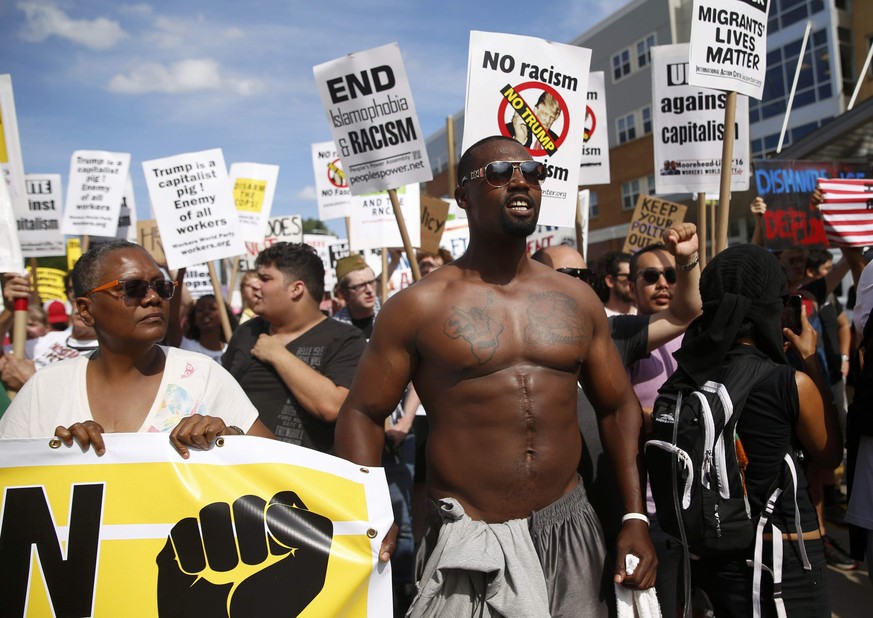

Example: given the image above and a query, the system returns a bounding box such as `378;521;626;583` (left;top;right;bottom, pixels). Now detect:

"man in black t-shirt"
223;243;365;453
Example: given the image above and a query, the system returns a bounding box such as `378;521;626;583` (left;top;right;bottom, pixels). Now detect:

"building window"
641;106;652;135
589;191;599;219
612;49;631;81
636;34;656;69
617;113;637;144
621;179;641;211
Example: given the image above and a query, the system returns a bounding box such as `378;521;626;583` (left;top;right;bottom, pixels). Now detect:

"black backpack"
644;354;777;556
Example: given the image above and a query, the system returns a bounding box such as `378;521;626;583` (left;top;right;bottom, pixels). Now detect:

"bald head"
531;245;586;270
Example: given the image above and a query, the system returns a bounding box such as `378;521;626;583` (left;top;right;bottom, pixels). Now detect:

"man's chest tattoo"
444;295;504;363
524;291;585;345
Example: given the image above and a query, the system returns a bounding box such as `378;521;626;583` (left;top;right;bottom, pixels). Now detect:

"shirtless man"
336;136;656;616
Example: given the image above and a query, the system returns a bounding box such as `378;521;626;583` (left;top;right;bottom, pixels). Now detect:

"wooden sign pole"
716;91;737;254
206;262;233;342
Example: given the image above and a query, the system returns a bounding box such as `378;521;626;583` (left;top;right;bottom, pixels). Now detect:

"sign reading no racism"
314;43;432;195
312;141;352;221
463;31;591;227
578;72;610;187
60;150;130;237
653;44;750;195
142;148;244;270
688;0;771;99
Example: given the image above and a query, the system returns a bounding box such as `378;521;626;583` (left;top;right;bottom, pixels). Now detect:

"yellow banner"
0;435;392;617
24;266;67;301
66;238;82;272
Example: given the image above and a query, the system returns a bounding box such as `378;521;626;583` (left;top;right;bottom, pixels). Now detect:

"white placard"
349;185;420;251
0;171;24;272
142;148;244;270
237;214;305;272
688;0;770;99
60;150;130;237
0;75;27;221
20;173;64;257
314;43;432;195
184;263;214;298
228;162;280;243
311;141;352;221
303;232;340;291
579;72;610;187
462;31;591;228
653;44;750;195
88;176;139;249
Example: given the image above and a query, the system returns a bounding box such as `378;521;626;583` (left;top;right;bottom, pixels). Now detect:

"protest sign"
419;196;449;255
623;195;688;253
137;219;166;265
579;72;610;186
311;141;352;221
816;178;873;247
349;185;420;251
237;214;304;272
462;31;591;227
652;44;750;195
66;238;81;271
0;75;27;220
0;434;392;617
304;233;340;292
526;225;578;256
314;43;432;195
20;174;65;257
142;148;244;270
229;162;280;243
688;0;771;99
60;150;130;237
23;266;67;301
89;176;139;250
183;263;213;298
0;172;23;272
753;160;870;250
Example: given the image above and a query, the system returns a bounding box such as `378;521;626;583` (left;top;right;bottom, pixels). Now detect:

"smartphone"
781;293;802;335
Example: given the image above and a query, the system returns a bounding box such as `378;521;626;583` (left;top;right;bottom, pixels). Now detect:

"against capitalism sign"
462;31;591;227
688;0;771;99
313;43;432;195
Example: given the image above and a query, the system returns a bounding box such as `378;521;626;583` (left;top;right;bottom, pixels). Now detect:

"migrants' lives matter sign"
311;141;352;221
579;72;610;187
142;148;244;270
463;31;591;227
21;173;64;257
653;44;749;195
60;150;130;237
688;0;770;99
313;43;432;195
229;162;280;243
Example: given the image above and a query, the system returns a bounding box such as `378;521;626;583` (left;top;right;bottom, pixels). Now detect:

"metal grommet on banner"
367;528;378;539
360;467;370;474
216;437;226;447
49;438;61;449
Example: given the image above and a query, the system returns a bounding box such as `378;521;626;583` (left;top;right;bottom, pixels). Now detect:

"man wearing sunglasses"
336;136;656;617
0;240;274;456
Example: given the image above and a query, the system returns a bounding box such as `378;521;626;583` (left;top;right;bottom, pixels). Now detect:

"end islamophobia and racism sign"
688;0;770;99
313;43;432;195
462;31;591;227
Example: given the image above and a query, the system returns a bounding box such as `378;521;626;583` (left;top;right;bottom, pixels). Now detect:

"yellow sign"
0;435;392;617
0;106;8;163
66;239;82;272
233;178;268;213
23;266;67;301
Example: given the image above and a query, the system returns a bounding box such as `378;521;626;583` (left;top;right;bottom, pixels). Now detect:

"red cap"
45;300;69;325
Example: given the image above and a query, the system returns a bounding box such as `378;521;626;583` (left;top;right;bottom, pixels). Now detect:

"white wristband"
622;512;650;526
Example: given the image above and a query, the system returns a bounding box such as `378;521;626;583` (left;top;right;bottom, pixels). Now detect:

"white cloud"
107;58;264;96
223;27;245;40
297;186;316;200
119;4;153;17
18;2;128;50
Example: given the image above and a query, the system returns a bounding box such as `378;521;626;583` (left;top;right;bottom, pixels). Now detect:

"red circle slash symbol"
327;159;348;189
497;81;570;158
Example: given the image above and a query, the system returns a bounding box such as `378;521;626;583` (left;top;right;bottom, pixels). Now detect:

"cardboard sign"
229;162;280;243
0;75;27;225
419;196;449;255
20;173;65;257
311;141;352;221
237;214;305;272
652;44;750;195
0;435;392;617
349;185;420;251
462;31;591;227
688;0;771;99
314;43;432;195
137;219;166;265
142;148;244;270
753;160;870;250
623;195;688;253
579;72;610;187
61;150;131;237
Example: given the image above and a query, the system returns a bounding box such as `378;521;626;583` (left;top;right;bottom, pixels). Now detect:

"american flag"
816;178;873;247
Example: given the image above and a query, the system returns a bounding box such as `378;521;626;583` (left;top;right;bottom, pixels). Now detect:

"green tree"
302;218;330;234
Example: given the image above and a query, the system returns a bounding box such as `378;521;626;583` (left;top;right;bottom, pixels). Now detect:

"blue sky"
1;0;629;237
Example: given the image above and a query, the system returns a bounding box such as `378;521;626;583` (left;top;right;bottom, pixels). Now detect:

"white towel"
614;584;661;618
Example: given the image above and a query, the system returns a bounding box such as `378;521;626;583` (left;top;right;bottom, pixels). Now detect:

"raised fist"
156;491;333;617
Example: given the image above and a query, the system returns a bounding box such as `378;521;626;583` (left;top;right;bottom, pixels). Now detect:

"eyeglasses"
612;272;630;281
460;160;547;188
86;279;177;300
345;279;376;293
556;268;592;284
636;268;677;285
